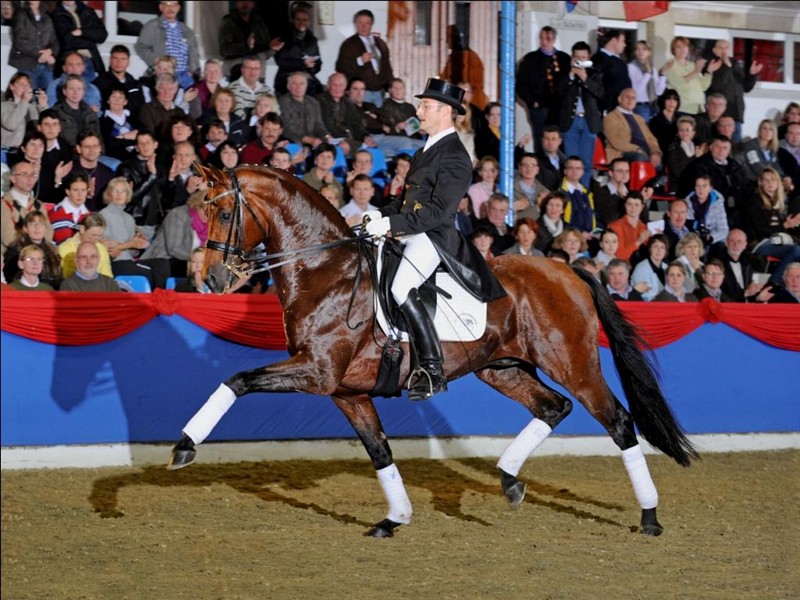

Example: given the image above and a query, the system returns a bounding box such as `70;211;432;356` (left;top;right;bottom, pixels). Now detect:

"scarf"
648;258;666;285
189;208;208;245
632;59;657;103
542;214;563;237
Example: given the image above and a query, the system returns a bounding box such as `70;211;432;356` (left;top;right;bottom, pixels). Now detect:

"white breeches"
391;232;441;305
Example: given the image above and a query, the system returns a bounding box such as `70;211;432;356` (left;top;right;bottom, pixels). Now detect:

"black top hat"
415;78;466;115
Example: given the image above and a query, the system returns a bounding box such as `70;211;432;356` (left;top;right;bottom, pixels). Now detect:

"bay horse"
167;164;698;538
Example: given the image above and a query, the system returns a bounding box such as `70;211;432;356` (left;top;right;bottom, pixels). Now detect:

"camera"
573;60;593;69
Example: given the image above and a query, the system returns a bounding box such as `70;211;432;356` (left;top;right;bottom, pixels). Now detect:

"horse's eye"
219;211;232;223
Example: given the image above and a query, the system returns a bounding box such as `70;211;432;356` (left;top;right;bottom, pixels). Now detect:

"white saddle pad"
374;242;487;343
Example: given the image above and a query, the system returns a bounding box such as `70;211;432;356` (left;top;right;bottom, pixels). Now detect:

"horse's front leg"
167;355;342;470
332;393;412;538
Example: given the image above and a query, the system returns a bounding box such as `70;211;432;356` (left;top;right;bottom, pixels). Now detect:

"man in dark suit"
536;125;567;191
364;78;505;400
591;29;631;112
335;9;393;108
707;228;757;301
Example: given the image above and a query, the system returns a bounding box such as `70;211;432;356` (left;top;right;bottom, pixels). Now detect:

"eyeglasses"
418;102;443;112
23;257;44;263
11;172;36;178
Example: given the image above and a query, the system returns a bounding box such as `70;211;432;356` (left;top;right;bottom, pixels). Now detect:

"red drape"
623;1;669;22
1;289;798;352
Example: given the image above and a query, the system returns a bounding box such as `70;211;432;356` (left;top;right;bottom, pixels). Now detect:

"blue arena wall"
2;315;798;447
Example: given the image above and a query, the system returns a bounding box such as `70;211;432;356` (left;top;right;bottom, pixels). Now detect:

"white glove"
362;210;383;225
365;216;391;238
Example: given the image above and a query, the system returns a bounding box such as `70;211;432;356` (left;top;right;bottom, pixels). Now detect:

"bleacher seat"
99;155;121;172
593;137;609;174
366;147;389;186
165;277;184;290
115;275;152;293
629;161;657;192
332;145;348;183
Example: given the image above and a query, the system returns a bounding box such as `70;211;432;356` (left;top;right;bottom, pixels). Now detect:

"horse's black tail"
573;268;699;467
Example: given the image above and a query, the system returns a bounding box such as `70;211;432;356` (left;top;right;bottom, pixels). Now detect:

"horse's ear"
192;162;225;186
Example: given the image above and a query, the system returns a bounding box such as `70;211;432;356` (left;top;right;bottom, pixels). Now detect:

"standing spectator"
440;25;488;112
516;26;571;151
139;74;185;142
594;158;630;227
273;3;322;97
45;49;102;110
1;0;16;25
99;86;139;161
605;258;644;301
335;9;393;108
665;116;704;193
52;74;100;147
94;45;147;117
607;191;649;262
2;73;48;151
536;126;567;191
227;55;272;120
278;72;330;149
558;41;604;189
317;72;366;158
1;161;53;253
627;40;667;122
59;240;121;291
71;130;112;212
48;171;91;245
218;0;281;79
591;29;631;112
36;109;74;204
135;0;199;90
603;88;662;169
51;0;107;82
648;89;686;160
9;0;59;92
8;244;54;291
664;37;715;115
777;122;800;193
705;39;762;142
2;210;61;288
189;59;227;117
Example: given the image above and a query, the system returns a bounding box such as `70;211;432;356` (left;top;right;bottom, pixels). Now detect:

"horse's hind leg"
476;365;573;508
332;393;412;539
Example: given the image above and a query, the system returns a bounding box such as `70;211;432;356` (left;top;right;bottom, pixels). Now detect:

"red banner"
623;1;669;22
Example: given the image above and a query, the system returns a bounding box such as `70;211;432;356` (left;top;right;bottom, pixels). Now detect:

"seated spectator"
8;244;54;291
662;198;691;261
684;174;729;250
273;3;322;97
48;171;91;245
247;92;280;141
473;193;515;256
383;153;412;208
268;147;294;173
209;141;241;171
228;55;272;120
694;259;734;302
502;218;544;257
647;89;686;160
777;102;800;141
343;149;383;207
6;131;46;182
140;192;207;277
742;167;800;284
1;73;48;151
536;126;566;191
560;156;598;243
665;115;705;193
189;58;227;116
100;86;140;161
139;55;200;118
535;191;567;253
605;258;644;301
117;131;165;233
319;182;343;210
302;143;342;195
340;173;378;227
513;153;548;222
693;93;728;147
768;262;800;303
8;1;58;92
468;156;499;219
240;112;289;166
737;119;786;184
175;247;209;293
475;101;529;165
572;256;603;281
707;228;764;302
608;191;649;263
2;160;53;253
456;81;488;141
2;210;61;289
552;225;590;264
317;72;365;158
36;108;77;204
99;176;169;289
200;88;248;148
71;130;113;212
198;119;228;163
603;88;662;169
278;71;330;150
94;45;147;117
547;249;570;263
45;49;102;110
218;0;280;80
60;240;121;292
378;78;425;148
455;107;478;168
593;158;630;227
653;261;698;302
139;74;186;142
777;122;800;193
52;74;100;147
155;113;201;173
593;228;620;267
631;233;669;301
674;232;705;293
471;226;495;260
135;0;199;90
163;141;202;214
58;213;112;279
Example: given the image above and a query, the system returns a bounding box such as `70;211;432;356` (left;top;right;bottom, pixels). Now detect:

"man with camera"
557;41;604;189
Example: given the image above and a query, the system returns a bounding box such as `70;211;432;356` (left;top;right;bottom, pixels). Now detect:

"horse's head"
194;163;271;294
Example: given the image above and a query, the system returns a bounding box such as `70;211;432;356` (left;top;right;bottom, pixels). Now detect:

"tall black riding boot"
398;289;447;400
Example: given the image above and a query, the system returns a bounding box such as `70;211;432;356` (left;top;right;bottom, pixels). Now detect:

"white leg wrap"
182;384;237;445
497;418;553;477
622;445;659;509
376;463;412;524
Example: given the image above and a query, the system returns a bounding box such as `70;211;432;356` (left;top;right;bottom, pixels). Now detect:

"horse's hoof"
503;481;527;508
364;518;402;538
640;507;663;536
166;434;196;470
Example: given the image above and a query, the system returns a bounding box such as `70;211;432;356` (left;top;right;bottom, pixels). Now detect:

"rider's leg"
391;233;446;400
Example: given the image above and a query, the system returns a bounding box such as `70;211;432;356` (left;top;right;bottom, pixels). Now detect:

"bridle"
203;167;372;289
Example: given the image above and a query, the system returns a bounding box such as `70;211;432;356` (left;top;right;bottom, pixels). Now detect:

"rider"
364;78;506;400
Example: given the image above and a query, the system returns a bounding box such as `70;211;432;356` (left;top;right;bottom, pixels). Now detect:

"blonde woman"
552;226;590;264
663;37;718;114
738;119;785;182
675;232;705;293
